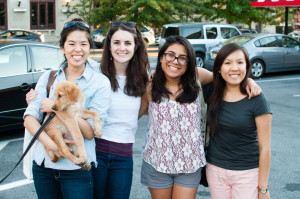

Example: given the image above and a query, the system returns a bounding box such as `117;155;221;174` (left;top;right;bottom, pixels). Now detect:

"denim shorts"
141;160;202;189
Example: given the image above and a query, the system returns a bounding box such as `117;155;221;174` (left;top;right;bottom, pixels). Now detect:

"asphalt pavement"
0;71;299;198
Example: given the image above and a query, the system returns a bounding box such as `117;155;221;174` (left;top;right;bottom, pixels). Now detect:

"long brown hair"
208;43;252;136
101;24;149;97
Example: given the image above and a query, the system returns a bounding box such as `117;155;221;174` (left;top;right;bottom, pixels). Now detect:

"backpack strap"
47;70;57;97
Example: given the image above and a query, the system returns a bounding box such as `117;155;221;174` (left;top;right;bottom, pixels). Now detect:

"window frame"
0;0;7;30
30;0;55;30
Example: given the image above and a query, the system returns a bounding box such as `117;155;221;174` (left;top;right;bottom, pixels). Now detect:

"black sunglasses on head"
64;21;90;29
111;21;136;28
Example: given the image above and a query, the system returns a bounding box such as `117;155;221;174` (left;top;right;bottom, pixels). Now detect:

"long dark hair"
208;43;252;135
101;24;149;97
152;36;199;103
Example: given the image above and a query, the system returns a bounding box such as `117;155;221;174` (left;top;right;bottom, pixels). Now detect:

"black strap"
0;70;57;184
0;113;56;184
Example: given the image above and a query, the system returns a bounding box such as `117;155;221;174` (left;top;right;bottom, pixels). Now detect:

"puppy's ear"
66;83;81;103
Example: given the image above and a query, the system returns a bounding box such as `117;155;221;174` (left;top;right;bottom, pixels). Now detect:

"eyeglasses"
63;21;90;29
163;53;189;66
111;21;136;28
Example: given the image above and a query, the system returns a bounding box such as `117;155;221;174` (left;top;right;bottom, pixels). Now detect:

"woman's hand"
26;89;39;104
246;78;262;99
41;98;55;113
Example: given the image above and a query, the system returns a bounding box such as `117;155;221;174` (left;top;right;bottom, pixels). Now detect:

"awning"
251;0;300;7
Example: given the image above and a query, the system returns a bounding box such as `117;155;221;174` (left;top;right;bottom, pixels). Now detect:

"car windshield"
223;36;254;45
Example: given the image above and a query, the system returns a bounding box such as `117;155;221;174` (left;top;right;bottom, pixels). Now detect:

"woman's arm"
256;113;272;199
246;78;262;99
197;67;213;86
24;115;62;158
196;68;262;98
40;98;95;140
138;83;151;119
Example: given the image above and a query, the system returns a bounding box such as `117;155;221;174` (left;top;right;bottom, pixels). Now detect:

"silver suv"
159;22;241;67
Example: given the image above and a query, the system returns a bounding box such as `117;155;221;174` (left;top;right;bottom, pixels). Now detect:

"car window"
31;46;63;71
256;36;278;47
140;27;149;32
206;27;217;39
279;36;300;48
224;36;254;45
162;27;179;38
15;31;27;38
0;46;27;77
0;31;14;39
181;27;202;39
221;27;240;39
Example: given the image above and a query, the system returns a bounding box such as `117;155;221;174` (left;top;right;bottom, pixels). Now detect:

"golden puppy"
43;81;102;170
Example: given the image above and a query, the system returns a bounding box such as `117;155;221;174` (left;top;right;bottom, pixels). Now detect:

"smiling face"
220;49;247;87
160;43;188;80
60;30;90;69
110;29;135;66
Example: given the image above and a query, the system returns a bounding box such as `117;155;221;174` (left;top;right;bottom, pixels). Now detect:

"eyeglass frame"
163;53;189;65
63;21;90;29
111;21;137;28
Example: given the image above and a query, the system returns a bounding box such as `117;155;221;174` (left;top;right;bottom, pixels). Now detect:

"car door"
0;44;34;132
29;44;63;83
254;36;285;73
278;35;300;69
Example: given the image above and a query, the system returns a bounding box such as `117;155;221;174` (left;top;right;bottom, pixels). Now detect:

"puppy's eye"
58;94;63;98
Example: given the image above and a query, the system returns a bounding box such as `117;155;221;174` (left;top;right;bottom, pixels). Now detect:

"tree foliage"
200;0;279;27
66;0;281;31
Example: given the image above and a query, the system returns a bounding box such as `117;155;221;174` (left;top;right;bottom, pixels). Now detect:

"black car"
0;40;64;132
0;29;45;42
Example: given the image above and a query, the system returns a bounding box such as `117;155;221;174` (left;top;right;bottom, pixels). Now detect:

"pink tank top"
143;97;206;174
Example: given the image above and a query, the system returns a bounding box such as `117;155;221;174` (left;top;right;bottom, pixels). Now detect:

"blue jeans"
32;161;93;199
93;152;133;199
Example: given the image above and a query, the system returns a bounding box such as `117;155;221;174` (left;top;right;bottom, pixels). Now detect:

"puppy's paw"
82;162;92;170
94;130;102;138
74;157;87;166
94;123;102;138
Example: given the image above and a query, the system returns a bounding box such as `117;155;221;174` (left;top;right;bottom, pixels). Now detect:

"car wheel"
251;59;264;79
196;53;204;68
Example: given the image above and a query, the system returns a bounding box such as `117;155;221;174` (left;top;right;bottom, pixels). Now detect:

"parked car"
159;23;242;67
92;29;105;48
0;29;44;42
241;28;258;34
204;33;300;78
0;40;64;132
140;26;155;46
288;30;300;40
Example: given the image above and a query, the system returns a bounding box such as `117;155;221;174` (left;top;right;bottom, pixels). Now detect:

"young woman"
206;43;272;199
92;21;149;199
138;36;263;199
138;35;211;199
23;18;111;199
25;21;149;199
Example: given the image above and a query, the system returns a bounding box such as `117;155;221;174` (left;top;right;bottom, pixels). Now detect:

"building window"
0;0;7;30
30;0;55;29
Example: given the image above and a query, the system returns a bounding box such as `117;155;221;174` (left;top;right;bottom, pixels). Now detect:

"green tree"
200;0;279;27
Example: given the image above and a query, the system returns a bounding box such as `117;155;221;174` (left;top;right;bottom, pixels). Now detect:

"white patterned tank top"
143;97;206;174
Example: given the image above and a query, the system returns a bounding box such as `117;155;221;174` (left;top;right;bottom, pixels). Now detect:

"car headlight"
210;51;218;60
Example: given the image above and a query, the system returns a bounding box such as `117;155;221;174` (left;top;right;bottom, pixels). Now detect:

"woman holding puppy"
26;21;150;199
23;18;111;199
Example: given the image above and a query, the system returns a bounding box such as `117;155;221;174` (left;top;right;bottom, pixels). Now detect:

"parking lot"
0;71;299;199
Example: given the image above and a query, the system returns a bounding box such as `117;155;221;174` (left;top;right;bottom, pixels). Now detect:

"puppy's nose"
52;106;56;111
